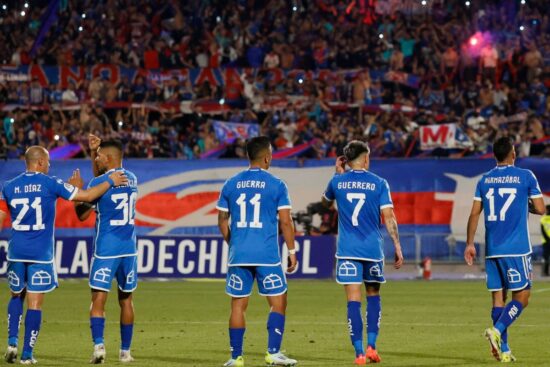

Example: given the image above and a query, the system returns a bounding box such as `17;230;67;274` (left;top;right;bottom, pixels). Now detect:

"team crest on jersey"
31;271;51;286
93;268;112;283
369;264;382;277
338;261;358;277
7;271;20;287
507;268;521;284
228;274;243;291
263;274;283;290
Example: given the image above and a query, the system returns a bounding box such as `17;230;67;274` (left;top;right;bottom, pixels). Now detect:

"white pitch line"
532;287;550;293
35;320;550;328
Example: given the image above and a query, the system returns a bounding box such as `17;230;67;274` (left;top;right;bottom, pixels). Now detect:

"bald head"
25;146;50;173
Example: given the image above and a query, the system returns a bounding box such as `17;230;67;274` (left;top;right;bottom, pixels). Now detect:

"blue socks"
21;309;41;360
7;296;23;346
229;328;245;359
491;307;509;352
120;324;133;351
366;295;381;349
347;301;364;356
495;301;523;336
90;317;105;345
267;312;285;354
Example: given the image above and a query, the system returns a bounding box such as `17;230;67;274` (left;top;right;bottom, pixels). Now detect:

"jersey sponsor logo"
31;270;51;286
7;271;20;287
93;267;112;283
507;269;521;284
228;274;243;291
338;261;358;277
263;274;283;290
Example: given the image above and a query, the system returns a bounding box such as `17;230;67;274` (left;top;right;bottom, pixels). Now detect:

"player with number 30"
73;137;138;364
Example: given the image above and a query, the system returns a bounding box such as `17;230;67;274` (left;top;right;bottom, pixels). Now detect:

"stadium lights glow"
216;16;221;22
469;36;478;46
532;19;537;25
118;121;123;127
2;4;6;10
421;0;427;6
20;10;25;16
54;135;60;141
378;33;384;39
78;26;83;31
298;78;304;84
292;5;297;11
10;118;14;123
219;98;225;105
519;25;525;31
81;13;86;19
24;2;28;8
520;0;526;4
465;1;470;6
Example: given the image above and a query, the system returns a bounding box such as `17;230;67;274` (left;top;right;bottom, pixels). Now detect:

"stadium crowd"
0;0;549;159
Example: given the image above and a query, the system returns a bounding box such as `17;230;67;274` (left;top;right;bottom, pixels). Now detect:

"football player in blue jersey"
0;146;127;365
322;141;403;365
216;136;298;367
464;137;546;363
72;138;138;364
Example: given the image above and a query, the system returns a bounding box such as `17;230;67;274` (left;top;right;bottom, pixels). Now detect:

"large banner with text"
0;236;335;279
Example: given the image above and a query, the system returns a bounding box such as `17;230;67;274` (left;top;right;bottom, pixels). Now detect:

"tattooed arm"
218;210;231;244
382;207;403;269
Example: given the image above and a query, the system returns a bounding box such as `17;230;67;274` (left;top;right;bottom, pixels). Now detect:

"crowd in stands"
0;0;549;159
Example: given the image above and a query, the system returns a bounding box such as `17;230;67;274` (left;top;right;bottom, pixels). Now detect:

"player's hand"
464;244;477;266
68;169;84;189
109;171;128;186
89;134;101;152
394;244;403;269
0;210;6;231
335;156;346;174
287;253;298;274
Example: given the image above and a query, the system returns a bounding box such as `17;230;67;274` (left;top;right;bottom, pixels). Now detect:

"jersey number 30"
110;192;137;226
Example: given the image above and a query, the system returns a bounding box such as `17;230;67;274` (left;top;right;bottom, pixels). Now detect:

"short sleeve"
277;180;292;210
379;179;393;209
49;176;78;201
527;170;543;198
216;181;229;212
473;179;482;201
323;177;335;201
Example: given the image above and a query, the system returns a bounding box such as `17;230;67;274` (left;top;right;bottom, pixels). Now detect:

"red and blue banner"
211;120;259;143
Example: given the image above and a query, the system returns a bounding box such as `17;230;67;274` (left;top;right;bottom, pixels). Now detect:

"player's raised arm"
381;207;403;269
68;170;95;221
69;169;127;203
464;200;482;266
89;134;102;177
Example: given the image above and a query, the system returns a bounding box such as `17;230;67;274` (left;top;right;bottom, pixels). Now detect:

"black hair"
493;137;514;162
246;136;271;161
343;140;370;162
100;140;124;156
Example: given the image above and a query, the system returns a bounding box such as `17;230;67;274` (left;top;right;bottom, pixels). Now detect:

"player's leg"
336;260;366;362
490;291;512;355
19;262;57;364
89;256;115;364
224;266;253;367
259;265;296;366
363;260;385;364
116;256;137;363
5;261;26;363
484;258;505;360
20;292;44;365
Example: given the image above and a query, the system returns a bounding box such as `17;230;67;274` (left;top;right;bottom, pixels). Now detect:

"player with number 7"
72;137;138;364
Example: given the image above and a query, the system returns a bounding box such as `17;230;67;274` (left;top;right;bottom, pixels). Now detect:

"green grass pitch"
1;279;549;366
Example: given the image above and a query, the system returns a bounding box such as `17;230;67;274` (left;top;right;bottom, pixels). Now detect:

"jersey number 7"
347;193;366;227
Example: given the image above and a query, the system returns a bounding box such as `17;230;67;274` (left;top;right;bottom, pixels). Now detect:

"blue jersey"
1;172;78;263
216;168;292;266
474;165;542;257
89;168;138;258
324;169;393;261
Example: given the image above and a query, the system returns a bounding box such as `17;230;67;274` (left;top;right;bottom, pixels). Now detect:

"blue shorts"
336;259;386;284
226;265;287;297
89;256;138;293
7;261;58;294
486;256;532;292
